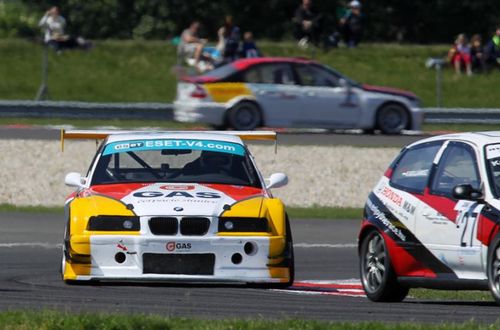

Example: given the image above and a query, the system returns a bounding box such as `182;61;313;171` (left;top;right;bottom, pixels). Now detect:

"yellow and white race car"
61;130;293;286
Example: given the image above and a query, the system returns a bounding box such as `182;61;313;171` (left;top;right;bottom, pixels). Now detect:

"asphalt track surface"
1;212;500;323
0;126;425;147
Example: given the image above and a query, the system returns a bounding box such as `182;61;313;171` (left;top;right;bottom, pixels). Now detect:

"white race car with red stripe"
61;130;293;286
359;131;500;304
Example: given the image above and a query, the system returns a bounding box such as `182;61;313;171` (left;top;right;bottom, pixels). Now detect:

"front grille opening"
149;217;178;235
180;217;210;236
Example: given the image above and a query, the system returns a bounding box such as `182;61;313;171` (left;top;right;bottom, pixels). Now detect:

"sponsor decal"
103;139;245;156
133;191;221;199
487;145;500;159
381;186;403;206
366;198;407;241
160;185;195;191
402;201;416;215
166;241;192;252
401;169;428;177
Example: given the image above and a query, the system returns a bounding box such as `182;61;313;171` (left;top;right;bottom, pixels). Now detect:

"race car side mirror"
65;172;85;188
266;173;288;189
339;78;349;89
452;184;484;202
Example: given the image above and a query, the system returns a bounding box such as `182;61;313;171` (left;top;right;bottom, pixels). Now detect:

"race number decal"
454;201;484;247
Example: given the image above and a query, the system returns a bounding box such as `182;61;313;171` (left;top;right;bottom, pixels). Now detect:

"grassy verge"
0;311;496;330
410;289;493;302
1;39;500;107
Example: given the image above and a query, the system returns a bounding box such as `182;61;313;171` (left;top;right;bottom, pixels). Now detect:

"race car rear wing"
60;129;277;151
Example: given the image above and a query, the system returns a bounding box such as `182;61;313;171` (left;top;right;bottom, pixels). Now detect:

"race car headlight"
87;215;140;231
218;217;269;232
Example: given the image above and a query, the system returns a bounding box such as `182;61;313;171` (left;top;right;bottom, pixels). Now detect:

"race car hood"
85;183;265;217
361;84;418;101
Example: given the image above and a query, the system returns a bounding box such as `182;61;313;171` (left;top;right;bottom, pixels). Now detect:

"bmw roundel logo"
174;207;183;212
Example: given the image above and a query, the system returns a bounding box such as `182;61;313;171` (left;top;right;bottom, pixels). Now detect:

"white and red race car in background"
174;57;423;134
359;131;500;304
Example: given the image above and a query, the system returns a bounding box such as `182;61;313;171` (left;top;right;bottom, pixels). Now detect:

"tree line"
1;0;499;43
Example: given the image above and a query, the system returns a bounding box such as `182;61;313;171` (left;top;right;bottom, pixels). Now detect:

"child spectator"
240;32;261;58
448;34;472;76
470;34;485;73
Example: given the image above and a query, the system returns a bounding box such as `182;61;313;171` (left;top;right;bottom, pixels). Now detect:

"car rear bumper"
173;101;226;126
64;235;290;283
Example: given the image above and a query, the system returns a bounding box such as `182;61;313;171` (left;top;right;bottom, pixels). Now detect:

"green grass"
410;289;493;302
1;39;499;107
0;311;496;330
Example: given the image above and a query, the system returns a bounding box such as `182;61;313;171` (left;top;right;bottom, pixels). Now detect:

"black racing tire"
359;230;408;302
487;234;500;305
227;101;262;130
376;103;409;135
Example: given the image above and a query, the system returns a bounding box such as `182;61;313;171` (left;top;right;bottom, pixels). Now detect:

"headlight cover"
87;215;140;231
218;217;269;232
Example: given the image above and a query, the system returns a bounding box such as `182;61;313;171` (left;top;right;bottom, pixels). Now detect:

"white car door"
243;63;303;127
415;141;485;279
294;64;361;127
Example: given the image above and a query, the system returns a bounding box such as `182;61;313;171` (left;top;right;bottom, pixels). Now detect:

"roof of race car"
407;131;500;149
231;57;315;71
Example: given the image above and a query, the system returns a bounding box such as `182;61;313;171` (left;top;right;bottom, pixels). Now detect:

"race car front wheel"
376;103;409;135
487;234;500;305
227;101;262;130
360;230;408;302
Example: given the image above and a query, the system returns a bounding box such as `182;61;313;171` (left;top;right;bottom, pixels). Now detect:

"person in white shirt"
39;6;91;52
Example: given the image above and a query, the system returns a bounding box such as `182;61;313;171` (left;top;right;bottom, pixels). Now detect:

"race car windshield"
91;139;261;188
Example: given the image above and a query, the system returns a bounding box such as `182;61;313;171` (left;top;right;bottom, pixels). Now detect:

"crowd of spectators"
448;28;500;75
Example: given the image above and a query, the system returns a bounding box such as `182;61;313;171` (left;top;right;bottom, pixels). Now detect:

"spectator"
484;27;500;71
339;0;363;48
219;15;241;63
448;34;472;76
293;0;322;48
178;21;207;67
240;32;261;58
470;34;486;73
38;6;91;52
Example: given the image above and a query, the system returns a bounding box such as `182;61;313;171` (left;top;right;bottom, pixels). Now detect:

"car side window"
295;64;339;87
242;64;296;85
430;142;480;197
390;143;442;193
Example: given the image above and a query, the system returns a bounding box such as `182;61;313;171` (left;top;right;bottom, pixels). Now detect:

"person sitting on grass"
484;27;500;71
240;32;262;58
447;33;472;76
38;6;91;53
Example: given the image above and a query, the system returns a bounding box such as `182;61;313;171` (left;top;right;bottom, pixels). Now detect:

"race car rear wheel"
227;101;262;130
360;230;408;302
376;103;409;135
487;234;500;305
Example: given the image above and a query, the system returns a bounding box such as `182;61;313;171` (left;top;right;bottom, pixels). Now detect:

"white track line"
294;243;356;248
0;242;61;249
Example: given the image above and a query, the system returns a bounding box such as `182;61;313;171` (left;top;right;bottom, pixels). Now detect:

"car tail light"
190;84;208;99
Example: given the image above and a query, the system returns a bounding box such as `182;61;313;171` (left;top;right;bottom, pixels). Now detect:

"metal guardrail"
0;101;497;124
424;108;500;124
0;101;173;120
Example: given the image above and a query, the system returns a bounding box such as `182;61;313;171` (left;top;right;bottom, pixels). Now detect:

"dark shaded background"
2;0;500;42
